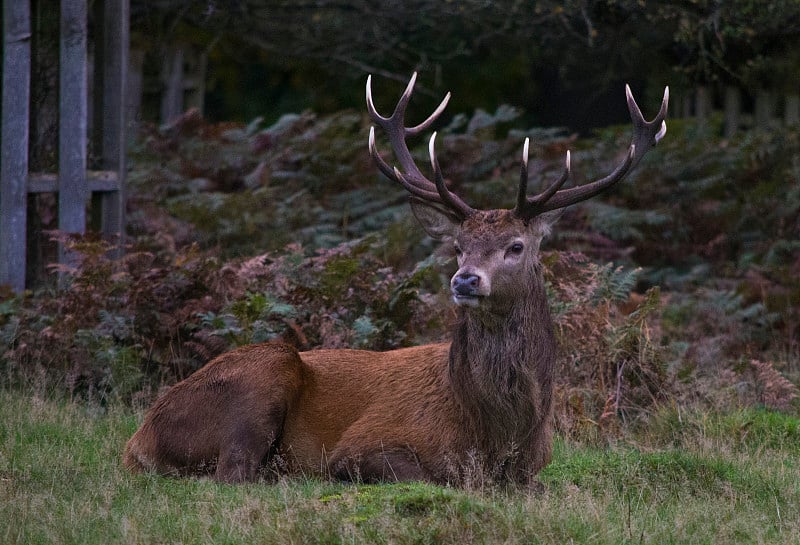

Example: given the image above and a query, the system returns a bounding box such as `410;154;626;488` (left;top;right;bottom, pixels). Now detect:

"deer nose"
452;273;481;296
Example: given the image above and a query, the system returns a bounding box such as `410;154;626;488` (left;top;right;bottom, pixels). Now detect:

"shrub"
0;232;449;402
545;252;670;440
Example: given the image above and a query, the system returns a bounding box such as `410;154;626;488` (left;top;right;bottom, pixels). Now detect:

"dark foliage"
2;104;797;430
0;232;448;406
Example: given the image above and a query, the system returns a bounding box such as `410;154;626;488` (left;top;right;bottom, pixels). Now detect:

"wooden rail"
0;0;128;292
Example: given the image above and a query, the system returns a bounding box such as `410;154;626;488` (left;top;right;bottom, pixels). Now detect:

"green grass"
1;391;798;545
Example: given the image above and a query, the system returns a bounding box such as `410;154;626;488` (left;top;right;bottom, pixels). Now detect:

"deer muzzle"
451;272;484;307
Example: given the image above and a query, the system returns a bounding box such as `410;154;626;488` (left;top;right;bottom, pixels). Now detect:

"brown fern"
750;359;799;411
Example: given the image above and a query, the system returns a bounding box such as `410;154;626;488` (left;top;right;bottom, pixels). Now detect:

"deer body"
282;344;458;481
124;74;668;485
125;274;555;485
124;339;549;484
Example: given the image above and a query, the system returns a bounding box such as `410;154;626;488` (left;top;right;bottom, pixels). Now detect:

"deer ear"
410;198;460;240
527;209;563;239
539;209;563;228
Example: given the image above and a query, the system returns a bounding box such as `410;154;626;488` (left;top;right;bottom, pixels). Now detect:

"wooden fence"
1;0;129;292
674;85;800;137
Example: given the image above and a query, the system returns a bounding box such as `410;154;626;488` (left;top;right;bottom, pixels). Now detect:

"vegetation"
2;390;798;544
2;87;798;541
131;1;800;127
5;103;797;418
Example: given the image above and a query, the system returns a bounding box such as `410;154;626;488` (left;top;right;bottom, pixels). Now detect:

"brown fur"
124;210;557;486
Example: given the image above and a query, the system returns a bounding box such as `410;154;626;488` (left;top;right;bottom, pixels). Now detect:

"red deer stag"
124;74;668;485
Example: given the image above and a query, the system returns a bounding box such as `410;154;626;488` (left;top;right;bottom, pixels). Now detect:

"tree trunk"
680;94;692;119
754;89;774;131
695;86;711;132
161;45;185;124
127;48;145;126
185;50;207;115
784;94;800;126
723;86;741;138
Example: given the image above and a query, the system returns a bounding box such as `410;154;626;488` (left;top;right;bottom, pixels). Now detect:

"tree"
130;1;800;129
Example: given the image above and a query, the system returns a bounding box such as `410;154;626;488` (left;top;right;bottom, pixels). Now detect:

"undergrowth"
0;232;678;434
2;107;798;429
0;233;448;407
2;108;799;545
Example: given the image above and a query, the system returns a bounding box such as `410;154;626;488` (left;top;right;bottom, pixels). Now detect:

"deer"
124;73;668;486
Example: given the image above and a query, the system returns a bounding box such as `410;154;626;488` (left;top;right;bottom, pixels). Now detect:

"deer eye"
454;244;463;257
508;242;524;255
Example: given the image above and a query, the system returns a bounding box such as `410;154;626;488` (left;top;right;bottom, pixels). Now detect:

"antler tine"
530;151;572;205
429;133;475;218
365;75;388;122
515;84;668;219
408;90;451;136
367;73;473;221
366;73;424;189
515;143;572;217
626;84;669;170
516;138;530;212
393;167;450;202
393;71;417;119
366;73;451;135
369;127;444;201
368;126;397;179
532;145;634;213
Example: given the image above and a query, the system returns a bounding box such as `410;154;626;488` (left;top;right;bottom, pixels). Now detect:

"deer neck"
447;272;555;451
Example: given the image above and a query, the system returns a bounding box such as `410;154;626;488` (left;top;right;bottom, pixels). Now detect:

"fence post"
92;0;128;254
59;0;89;266
1;1;32;292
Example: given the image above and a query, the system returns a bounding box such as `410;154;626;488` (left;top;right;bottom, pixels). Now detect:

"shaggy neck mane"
447;267;555;464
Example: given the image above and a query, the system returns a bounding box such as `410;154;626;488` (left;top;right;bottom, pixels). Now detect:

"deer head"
367;73;668;314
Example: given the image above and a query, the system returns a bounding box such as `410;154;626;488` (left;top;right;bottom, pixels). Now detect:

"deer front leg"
216;441;265;483
214;403;289;483
330;445;432;483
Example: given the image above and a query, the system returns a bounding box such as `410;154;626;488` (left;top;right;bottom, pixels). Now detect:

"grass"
1;390;798;545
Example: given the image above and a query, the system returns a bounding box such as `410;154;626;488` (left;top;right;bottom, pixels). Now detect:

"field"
2;390;798;545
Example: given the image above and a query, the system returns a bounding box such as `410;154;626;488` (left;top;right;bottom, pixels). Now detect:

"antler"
514;84;669;220
367;75;668;223
367;73;475;220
